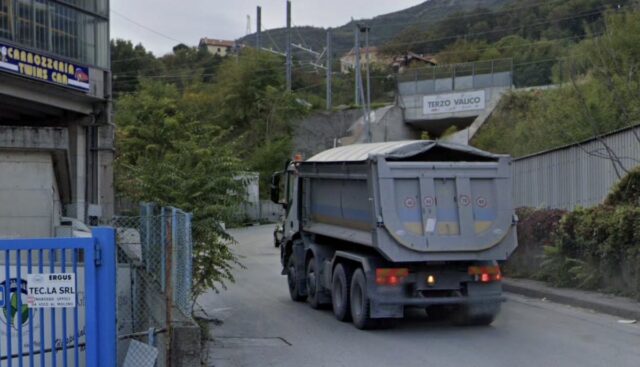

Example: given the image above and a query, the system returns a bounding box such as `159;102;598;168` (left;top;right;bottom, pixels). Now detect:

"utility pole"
355;23;371;143
363;24;371;118
286;1;292;92
326;29;332;111
256;6;262;50
354;22;361;106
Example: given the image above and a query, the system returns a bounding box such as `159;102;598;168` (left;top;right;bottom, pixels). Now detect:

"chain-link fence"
107;203;195;367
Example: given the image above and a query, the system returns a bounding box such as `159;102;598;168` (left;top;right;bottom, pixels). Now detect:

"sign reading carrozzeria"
0;43;90;92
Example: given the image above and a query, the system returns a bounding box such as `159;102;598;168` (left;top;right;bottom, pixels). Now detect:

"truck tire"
451;302;500;326
331;264;353;322
306;257;324;309
350;268;378;330
287;256;306;302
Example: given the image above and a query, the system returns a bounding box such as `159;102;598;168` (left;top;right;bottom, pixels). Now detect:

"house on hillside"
340;47;391;73
199;38;236;57
340;48;436;74
391;52;437;73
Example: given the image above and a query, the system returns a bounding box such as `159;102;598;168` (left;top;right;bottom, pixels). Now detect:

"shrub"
604;166;640;206
504;207;566;277
540;204;640;299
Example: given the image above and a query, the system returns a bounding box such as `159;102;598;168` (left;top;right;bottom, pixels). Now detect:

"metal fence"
513;125;640;210
106;204;194;367
397;58;513;96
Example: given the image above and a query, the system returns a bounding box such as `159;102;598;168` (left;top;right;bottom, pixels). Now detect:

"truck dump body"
299;141;517;263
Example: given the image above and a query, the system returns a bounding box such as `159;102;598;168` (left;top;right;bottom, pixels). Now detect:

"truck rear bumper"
374;295;506;307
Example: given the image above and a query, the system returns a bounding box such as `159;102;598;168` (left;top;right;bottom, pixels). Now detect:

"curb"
503;278;640;321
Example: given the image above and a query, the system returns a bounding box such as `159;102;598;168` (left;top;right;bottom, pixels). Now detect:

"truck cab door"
283;169;299;238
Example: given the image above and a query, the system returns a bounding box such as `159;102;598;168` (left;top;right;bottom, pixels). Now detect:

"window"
57;0;107;17
0;0;11;40
0;0;109;69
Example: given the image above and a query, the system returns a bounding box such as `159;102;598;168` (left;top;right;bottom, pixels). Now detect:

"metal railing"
397;58;513;95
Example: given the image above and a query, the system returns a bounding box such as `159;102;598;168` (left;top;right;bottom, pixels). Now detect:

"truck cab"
270;160;299;248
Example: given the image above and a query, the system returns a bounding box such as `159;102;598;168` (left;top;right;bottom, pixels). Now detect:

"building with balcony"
0;0;113;237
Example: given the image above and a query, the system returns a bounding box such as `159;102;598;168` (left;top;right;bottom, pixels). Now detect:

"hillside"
238;0;513;57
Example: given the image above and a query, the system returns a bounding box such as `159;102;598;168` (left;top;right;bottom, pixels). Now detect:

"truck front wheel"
350;268;378;329
331;264;353;322
287;256;306;302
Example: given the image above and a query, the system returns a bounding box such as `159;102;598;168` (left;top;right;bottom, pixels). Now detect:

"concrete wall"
0;151;62;238
293;109;363;158
341;105;420;144
402;85;511;129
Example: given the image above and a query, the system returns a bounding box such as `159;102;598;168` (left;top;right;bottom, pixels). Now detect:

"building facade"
339;47;392;73
199;37;235;57
0;0;113;237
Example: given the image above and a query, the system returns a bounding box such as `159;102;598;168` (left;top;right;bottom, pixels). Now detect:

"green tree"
110;39;165;95
115;80;246;294
473;7;640;160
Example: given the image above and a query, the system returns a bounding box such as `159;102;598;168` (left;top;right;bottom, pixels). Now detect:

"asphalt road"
198;225;640;367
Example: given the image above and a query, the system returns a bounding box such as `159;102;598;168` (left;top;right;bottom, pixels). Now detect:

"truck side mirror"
270;172;282;204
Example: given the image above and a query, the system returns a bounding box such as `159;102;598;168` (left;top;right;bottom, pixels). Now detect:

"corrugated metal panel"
513;126;640;210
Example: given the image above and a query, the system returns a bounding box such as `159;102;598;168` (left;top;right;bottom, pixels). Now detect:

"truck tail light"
468;265;502;283
376;268;409;286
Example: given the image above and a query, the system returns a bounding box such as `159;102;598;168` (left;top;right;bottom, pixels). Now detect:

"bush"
539;204;640;299
512;167;640;299
604;166;640;206
504;207;566;278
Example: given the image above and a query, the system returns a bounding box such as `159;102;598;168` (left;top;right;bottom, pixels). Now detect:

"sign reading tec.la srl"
423;90;486;115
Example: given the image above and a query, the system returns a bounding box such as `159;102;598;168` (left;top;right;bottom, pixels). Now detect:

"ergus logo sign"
0;278;29;329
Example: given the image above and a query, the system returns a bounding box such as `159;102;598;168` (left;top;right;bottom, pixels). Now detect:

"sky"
110;0;425;57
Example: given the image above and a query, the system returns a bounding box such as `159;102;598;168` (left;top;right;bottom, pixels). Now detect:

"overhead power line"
111;9;188;46
373;6;608;50
358;0;599;30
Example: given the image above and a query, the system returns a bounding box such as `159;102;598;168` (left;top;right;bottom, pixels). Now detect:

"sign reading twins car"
0;42;90;92
423;90;486;115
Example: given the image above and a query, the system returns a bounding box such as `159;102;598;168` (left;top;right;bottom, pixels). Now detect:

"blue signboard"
0;43;90;92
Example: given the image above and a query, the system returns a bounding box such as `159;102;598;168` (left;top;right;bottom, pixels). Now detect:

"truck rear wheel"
451;302;500;326
287;256;306;302
331;264;352;322
350;268;378;329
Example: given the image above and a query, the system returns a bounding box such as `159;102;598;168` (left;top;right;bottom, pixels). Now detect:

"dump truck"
270;141;518;329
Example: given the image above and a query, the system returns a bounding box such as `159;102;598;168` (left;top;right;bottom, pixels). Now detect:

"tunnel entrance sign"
423;90;486;115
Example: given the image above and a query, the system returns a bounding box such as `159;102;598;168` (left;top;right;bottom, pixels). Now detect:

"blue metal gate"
0;228;116;367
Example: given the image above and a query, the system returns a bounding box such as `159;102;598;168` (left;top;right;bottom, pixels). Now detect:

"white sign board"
26;273;76;308
423;90;486;115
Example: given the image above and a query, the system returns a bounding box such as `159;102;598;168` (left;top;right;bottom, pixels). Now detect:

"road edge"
503;278;640;321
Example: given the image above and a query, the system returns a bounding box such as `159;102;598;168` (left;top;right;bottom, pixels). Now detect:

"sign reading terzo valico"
0;43;90;92
423;90;486;115
26;273;77;308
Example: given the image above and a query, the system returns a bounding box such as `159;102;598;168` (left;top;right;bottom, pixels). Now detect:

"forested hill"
237;0;511;56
